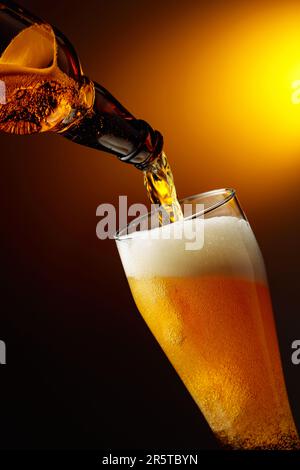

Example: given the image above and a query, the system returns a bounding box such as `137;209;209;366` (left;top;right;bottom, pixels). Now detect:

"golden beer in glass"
116;189;299;449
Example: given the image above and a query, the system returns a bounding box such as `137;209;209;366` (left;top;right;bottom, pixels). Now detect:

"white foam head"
116;216;266;282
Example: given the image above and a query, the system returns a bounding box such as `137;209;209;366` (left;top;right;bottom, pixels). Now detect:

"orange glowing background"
113;0;300;208
80;0;300;208
0;0;299;449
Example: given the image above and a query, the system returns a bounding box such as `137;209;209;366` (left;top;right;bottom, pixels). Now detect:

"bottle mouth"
121;129;164;170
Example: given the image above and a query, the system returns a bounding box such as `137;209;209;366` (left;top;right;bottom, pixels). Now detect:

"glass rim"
114;187;236;241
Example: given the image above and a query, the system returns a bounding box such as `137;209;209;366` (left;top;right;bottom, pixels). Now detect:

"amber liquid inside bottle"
0;20;182;220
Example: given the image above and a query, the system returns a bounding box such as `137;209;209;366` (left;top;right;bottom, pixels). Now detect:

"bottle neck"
61;80;163;170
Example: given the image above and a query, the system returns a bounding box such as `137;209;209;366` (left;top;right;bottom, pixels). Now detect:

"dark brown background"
0;0;299;449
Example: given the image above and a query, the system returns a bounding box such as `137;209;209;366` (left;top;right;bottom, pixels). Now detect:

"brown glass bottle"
0;1;163;169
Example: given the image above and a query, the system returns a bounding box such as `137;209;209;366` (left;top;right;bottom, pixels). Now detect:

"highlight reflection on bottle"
116;189;300;450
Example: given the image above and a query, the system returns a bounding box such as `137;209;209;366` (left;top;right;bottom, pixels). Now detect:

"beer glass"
115;189;299;450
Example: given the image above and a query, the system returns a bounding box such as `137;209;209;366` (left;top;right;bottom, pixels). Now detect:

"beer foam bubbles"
117;216;266;281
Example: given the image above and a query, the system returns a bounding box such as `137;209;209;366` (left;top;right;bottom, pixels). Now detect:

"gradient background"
1;0;300;449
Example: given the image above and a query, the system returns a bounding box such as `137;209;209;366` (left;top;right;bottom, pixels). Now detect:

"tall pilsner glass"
115;189;299;449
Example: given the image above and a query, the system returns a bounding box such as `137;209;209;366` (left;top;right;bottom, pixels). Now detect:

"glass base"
216;430;300;450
